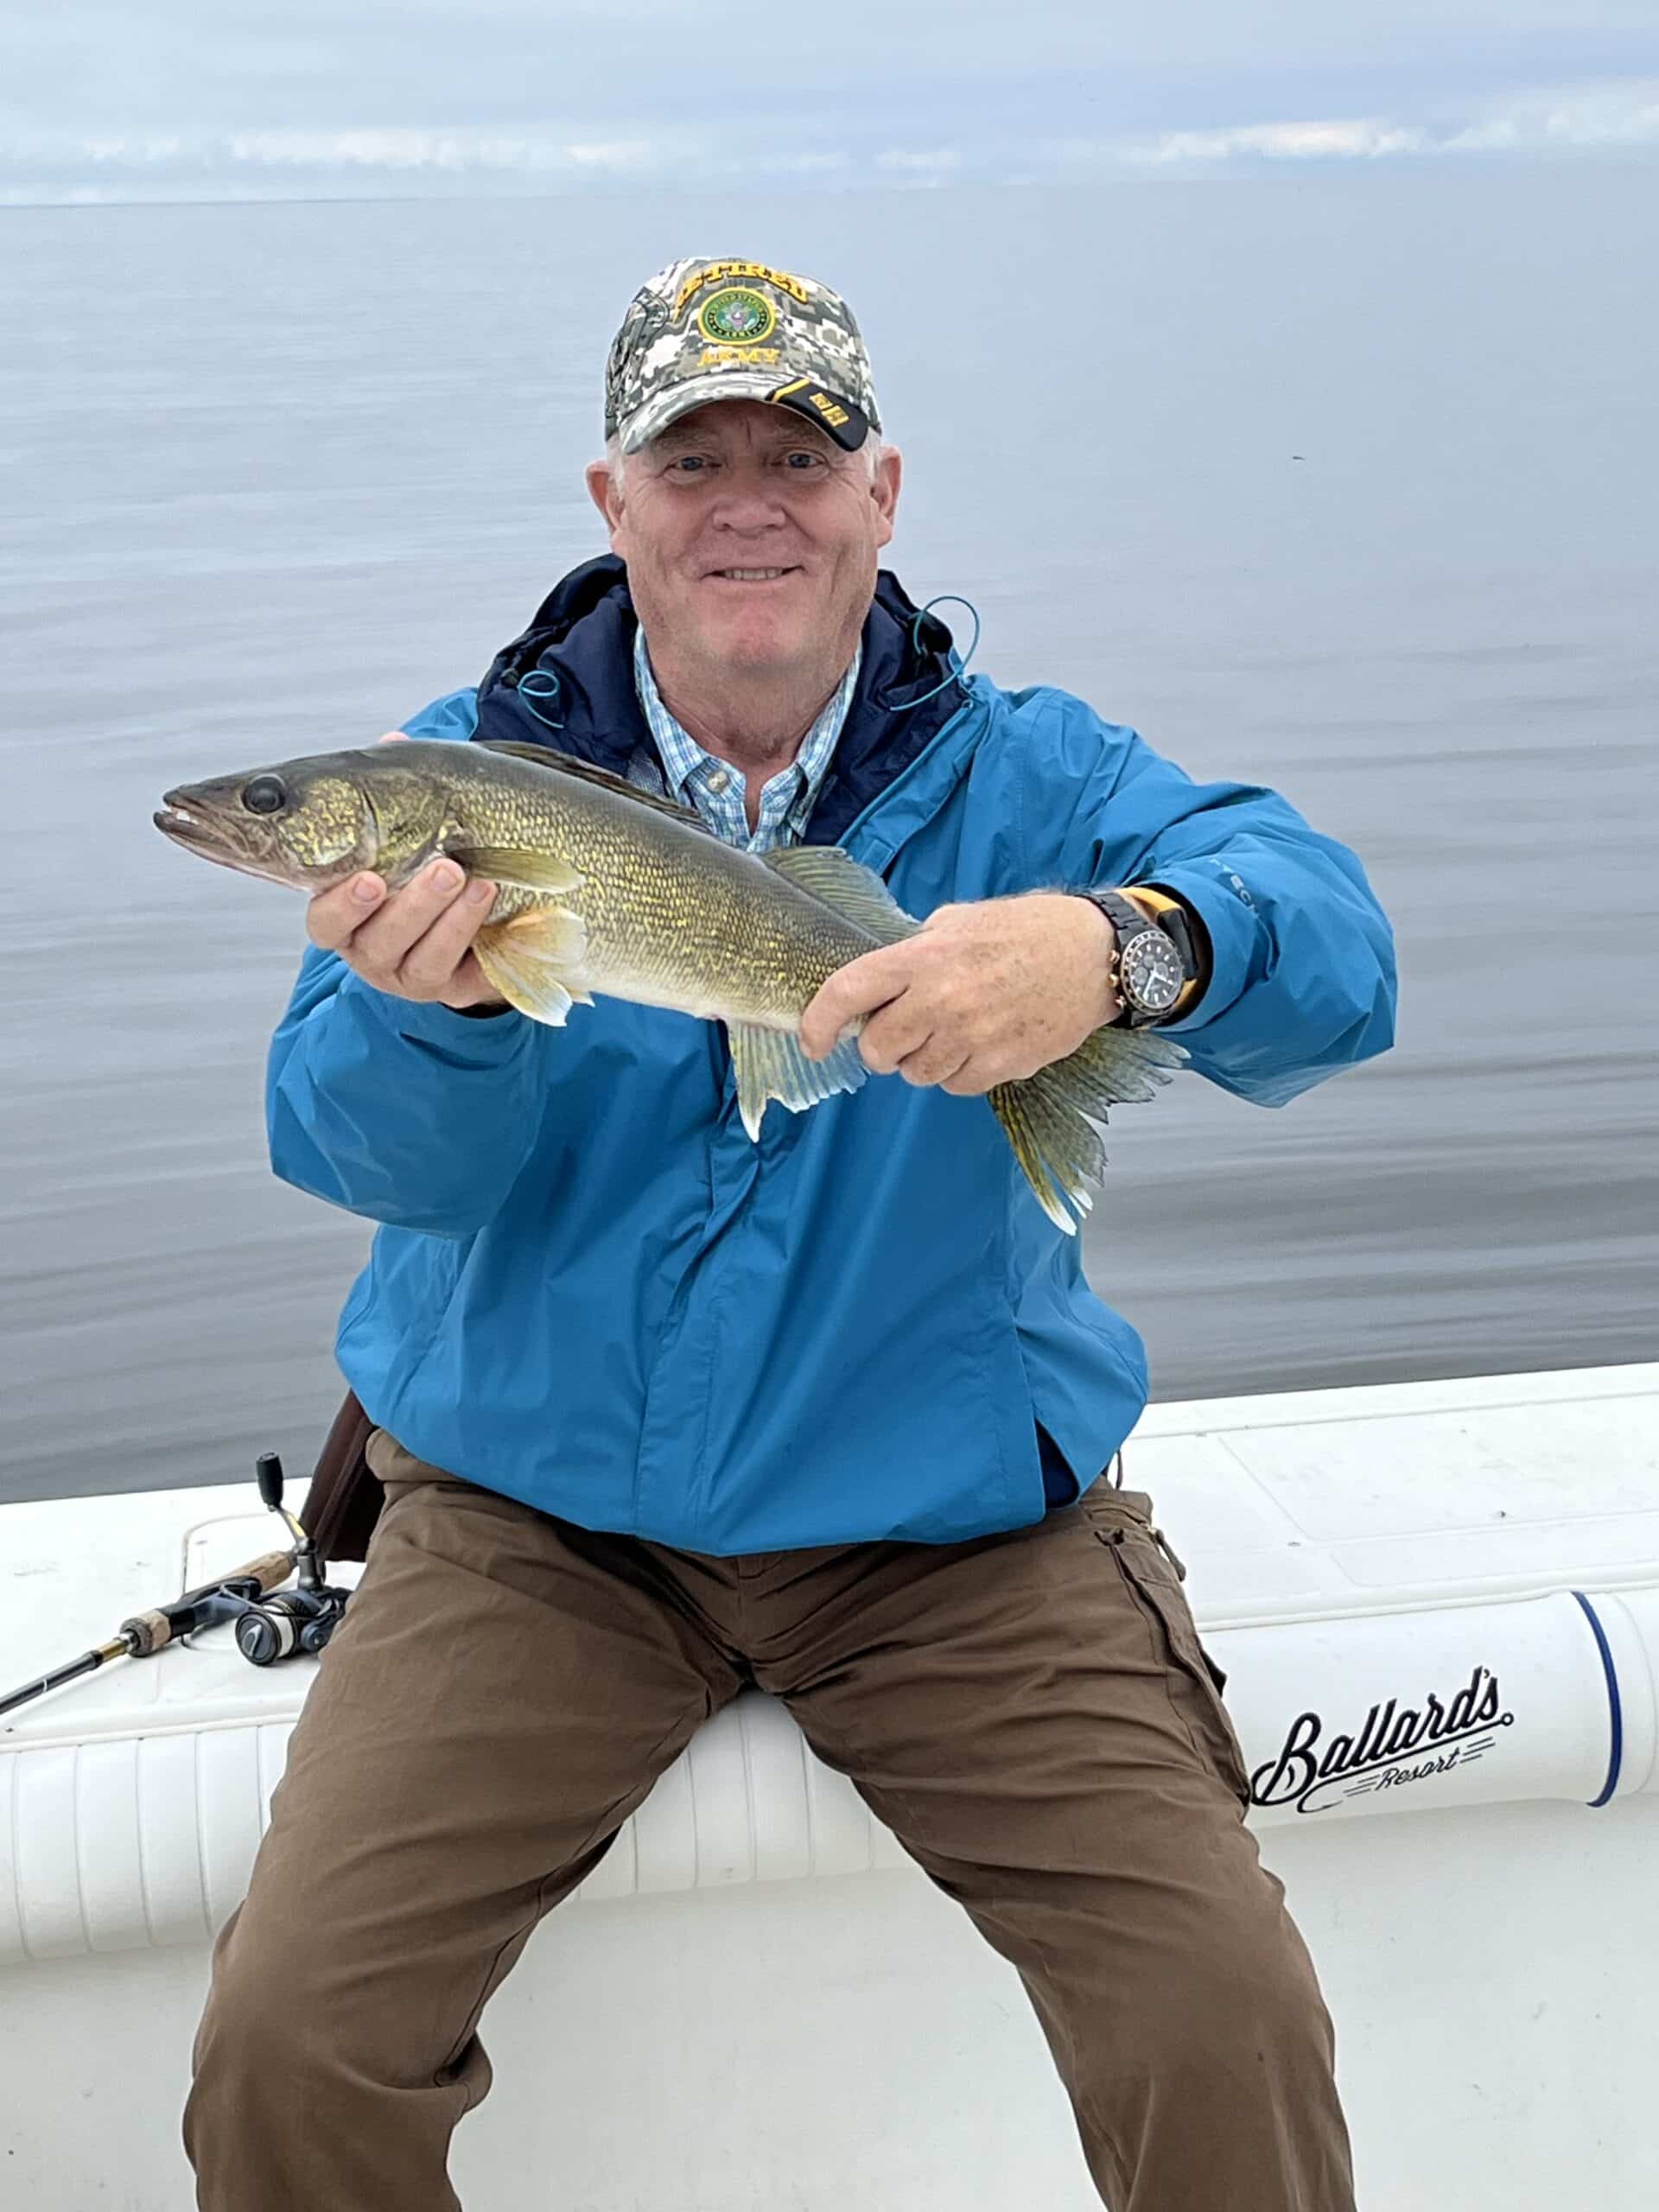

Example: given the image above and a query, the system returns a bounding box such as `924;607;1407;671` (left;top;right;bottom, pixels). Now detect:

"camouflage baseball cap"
604;257;881;456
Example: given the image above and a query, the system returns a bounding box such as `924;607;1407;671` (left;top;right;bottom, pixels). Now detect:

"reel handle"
256;1452;285;1511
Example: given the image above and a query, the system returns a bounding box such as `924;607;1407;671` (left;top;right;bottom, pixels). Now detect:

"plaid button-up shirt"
629;628;861;855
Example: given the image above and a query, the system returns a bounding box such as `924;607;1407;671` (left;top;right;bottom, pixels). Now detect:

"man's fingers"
307;874;386;952
344;859;467;972
395;877;499;997
798;945;913;1058
441;947;502;1007
896;1039;971;1090
856;996;934;1077
377;730;410;742
941;1058;997;1097
308;860;496;999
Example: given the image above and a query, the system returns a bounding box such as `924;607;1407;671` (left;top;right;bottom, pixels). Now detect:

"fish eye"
241;775;288;815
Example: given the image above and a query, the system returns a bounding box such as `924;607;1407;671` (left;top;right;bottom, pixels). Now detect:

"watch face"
1122;926;1185;1014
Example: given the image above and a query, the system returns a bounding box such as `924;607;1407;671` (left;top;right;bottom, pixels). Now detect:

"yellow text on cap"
674;262;812;315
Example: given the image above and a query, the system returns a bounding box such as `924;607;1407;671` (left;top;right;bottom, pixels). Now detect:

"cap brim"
620;372;870;454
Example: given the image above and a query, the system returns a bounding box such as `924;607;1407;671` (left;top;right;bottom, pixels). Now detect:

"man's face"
587;400;901;687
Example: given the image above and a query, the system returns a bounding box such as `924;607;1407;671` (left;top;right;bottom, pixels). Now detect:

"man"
186;257;1395;2210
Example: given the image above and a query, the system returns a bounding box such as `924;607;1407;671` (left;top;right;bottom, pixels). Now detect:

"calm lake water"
2;166;1655;1506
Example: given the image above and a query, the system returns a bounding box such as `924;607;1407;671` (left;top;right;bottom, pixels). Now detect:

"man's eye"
782;450;825;471
669;454;712;474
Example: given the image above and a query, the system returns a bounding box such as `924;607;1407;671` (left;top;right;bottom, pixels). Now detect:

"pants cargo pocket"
1084;1502;1253;1812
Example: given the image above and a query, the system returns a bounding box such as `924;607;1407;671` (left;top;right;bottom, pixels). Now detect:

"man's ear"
872;444;902;552
586;459;623;540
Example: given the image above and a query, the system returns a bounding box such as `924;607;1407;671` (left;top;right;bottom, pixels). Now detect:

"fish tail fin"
728;1023;869;1141
990;1027;1186;1234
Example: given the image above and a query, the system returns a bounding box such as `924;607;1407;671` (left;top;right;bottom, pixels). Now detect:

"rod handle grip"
222;1549;298;1597
119;1550;297;1655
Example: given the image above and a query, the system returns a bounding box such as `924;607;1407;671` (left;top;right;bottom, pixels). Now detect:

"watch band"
1124;885;1205;1014
1075;886;1200;1026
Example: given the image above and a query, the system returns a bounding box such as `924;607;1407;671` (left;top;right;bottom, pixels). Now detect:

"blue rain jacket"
268;560;1395;1553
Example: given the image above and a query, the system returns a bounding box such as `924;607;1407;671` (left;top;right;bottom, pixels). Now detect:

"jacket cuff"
342;973;528;1064
1134;863;1264;1035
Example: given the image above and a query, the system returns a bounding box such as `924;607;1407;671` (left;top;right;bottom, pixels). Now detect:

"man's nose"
709;471;791;530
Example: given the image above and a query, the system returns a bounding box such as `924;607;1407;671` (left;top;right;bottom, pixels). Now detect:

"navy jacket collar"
474;556;968;849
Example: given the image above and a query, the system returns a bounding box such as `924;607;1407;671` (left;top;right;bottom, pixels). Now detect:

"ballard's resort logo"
1250;1664;1515;1815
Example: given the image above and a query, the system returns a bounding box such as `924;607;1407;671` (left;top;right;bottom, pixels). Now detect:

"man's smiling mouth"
707;566;799;582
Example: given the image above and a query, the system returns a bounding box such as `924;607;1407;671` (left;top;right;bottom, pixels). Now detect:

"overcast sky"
5;1;1658;202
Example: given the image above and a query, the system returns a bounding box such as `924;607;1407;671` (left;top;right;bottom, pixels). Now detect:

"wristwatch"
1074;887;1201;1027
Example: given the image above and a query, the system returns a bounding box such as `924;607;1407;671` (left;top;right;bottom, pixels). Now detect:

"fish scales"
444;743;881;1026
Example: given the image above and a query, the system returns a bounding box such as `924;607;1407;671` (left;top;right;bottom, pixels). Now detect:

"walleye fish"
155;738;1183;1231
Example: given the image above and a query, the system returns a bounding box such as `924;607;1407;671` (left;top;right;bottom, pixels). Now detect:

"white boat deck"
3;1362;1657;2209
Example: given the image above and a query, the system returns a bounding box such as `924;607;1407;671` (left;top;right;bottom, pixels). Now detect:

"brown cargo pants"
184;1429;1356;2211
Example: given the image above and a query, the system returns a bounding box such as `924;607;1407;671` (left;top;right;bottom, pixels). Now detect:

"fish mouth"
154;794;226;849
155;792;260;873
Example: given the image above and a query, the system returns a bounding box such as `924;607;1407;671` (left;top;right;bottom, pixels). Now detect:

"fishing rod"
0;1452;353;1719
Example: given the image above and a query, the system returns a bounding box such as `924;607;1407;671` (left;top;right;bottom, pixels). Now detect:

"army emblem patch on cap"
696;287;777;345
605;256;882;454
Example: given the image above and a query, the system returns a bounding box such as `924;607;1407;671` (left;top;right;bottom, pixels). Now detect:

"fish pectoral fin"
728;1025;869;1142
472;906;593;1027
453;844;585;895
762;847;920;944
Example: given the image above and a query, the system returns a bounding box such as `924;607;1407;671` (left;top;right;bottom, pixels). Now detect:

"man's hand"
798;893;1122;1094
304;732;507;1013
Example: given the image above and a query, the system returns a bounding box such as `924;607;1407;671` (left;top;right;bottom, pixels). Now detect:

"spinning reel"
0;1451;353;1719
225;1452;353;1666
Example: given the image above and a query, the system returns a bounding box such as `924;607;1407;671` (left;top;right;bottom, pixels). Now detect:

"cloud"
3;77;1657;203
1441;78;1659;149
1103;78;1659;171
874;149;964;178
222;129;660;175
1119;118;1430;166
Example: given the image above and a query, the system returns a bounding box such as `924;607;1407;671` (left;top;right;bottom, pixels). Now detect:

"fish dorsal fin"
474;739;716;835
763;845;921;944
